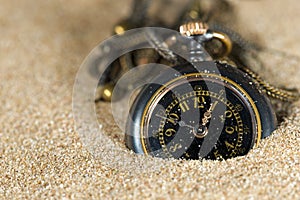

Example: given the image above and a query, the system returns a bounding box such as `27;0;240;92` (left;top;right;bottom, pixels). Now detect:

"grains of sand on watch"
0;0;299;199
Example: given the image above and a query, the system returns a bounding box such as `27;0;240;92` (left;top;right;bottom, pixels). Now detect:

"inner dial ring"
141;74;259;160
158;90;244;159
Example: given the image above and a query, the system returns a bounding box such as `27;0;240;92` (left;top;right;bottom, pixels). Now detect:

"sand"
0;0;299;199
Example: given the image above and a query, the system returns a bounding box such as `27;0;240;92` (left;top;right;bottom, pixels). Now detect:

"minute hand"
202;101;218;126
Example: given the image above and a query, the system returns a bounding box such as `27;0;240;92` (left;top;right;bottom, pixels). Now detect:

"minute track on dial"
154;88;249;159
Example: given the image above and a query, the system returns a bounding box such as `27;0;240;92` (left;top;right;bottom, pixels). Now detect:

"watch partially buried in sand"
95;0;300;160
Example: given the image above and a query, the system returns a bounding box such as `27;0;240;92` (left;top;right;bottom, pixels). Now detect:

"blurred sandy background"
0;0;299;199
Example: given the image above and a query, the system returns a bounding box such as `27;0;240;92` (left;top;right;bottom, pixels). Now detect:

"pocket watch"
124;21;279;160
125;60;278;160
95;0;300;160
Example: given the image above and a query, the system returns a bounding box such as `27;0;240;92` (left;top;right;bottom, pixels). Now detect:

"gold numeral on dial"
193;96;205;108
179;101;190;113
165;128;176;137
219;115;225;123
225;110;233;118
220;110;233;123
184;152;191;158
213;150;222;159
169;143;182;153
225;141;235;151
155;111;179;125
225;126;238;134
168;113;179;125
244;125;250;134
235;104;243;112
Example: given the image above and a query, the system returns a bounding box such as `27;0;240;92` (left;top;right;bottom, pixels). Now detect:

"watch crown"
179;21;209;36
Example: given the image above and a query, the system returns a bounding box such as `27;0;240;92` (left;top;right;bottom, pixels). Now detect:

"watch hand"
202;101;218;126
155;114;177;125
156;113;196;129
194;101;218;138
178;120;195;129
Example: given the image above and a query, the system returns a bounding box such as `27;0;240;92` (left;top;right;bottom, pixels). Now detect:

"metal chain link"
238;66;300;102
98;0;300;102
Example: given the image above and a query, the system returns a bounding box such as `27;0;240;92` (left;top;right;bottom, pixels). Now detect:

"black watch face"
134;72;261;160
